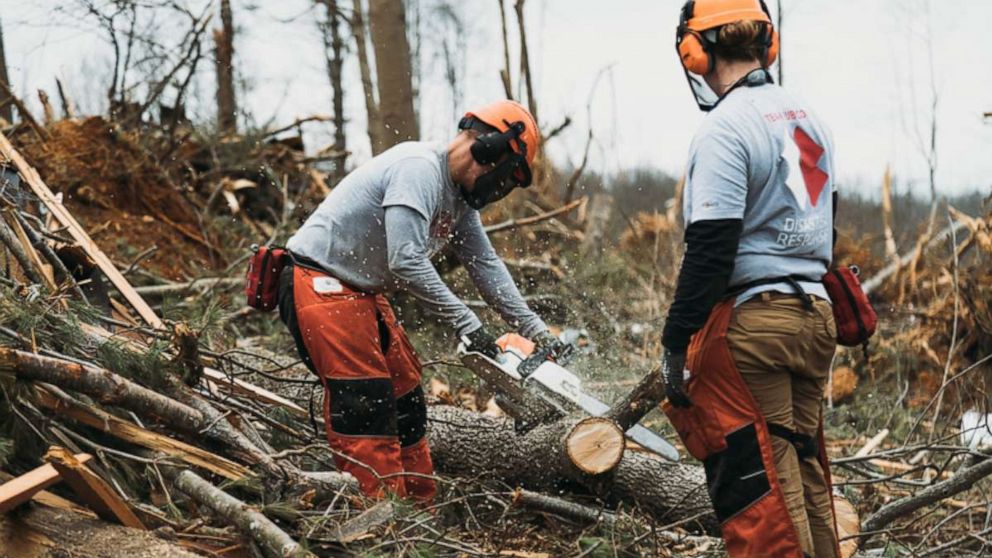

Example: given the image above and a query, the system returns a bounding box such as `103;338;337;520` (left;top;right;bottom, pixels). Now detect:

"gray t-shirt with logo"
682;83;835;303
287;141;546;337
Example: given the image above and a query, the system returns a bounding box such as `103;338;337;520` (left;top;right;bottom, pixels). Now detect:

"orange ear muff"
765;28;779;67
678;29;712;75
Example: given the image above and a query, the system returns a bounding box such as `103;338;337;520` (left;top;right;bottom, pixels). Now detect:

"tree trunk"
214;0;237;135
426;405;718;533
367;0;418;152
320;0;348;183
775;0;783;85
0;18;12;124
881;165;898;263
513;0;538;123
497;0;514;99
350;0;382;153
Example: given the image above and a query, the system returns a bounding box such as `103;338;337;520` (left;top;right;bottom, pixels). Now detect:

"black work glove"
533;330;577;366
662;348;692;408
462;326;500;359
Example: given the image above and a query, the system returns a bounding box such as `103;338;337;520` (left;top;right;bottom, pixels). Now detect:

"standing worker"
277;100;572;502
660;1;839;557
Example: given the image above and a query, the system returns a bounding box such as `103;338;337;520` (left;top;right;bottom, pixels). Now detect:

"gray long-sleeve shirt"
286;141;546;338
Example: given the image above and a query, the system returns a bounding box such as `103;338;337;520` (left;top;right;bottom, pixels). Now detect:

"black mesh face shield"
457;117;532;210
459;155;529;210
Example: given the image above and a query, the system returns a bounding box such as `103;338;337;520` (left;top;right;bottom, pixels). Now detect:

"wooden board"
44;446;146;529
0;132;304;415
0;454;93;514
37;388;250;480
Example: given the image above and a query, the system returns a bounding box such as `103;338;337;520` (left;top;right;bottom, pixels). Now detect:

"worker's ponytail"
712;20;769;63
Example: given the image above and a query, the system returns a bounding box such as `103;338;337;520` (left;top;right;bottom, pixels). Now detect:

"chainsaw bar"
459;348;680;462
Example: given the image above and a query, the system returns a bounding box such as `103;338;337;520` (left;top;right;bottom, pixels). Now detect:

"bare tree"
895;0;939;209
368;0;419;151
421;2;466;127
318;0;348;182
407;0;422;132
513;0;538;122
497;0;513;99
214;0;237;135
775;0;784;85
0;17;12;123
351;0;382;153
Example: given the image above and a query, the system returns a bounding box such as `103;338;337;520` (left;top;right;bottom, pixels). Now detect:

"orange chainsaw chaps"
662;299;838;558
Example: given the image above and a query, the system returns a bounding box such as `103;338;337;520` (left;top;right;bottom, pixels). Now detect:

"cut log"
426;405;717;533
565;417;624;475
0;454;92;514
170;468;313;558
44;446;146;529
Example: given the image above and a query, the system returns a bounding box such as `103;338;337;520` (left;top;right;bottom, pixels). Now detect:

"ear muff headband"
676;0;778;74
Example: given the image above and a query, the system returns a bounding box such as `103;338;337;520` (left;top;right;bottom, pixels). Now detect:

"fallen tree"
0;347;355;496
426;404;718;534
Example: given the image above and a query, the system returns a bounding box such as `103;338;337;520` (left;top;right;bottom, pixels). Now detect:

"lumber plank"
0;132;303;414
0;454;92;514
37;387;250;480
0;470;96;518
44;446;146;529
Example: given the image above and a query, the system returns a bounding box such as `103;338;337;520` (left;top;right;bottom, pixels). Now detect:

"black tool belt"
725;274;818;311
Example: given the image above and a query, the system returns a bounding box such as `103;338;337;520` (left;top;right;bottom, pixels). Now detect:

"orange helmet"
676;0;779;76
460;100;541;171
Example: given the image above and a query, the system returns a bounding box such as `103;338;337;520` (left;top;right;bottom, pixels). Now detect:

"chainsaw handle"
518;346;552;377
518;342;576;377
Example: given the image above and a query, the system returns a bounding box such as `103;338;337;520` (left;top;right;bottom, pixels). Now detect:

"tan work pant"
727;292;839;558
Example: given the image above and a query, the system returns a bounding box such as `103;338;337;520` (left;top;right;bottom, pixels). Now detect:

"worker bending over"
278;100;571;501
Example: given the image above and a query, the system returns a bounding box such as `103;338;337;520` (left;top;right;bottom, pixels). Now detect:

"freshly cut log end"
565;417;624;475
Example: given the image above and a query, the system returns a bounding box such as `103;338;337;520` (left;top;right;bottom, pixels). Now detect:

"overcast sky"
3;0;991;197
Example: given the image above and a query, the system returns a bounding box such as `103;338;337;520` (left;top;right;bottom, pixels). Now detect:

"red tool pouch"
245;245;288;312
822;265;877;349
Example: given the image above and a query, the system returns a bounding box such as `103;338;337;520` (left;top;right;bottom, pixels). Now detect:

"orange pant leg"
375;296;436;502
292;266;405;498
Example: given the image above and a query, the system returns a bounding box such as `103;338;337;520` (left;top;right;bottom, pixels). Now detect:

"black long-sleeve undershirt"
661;192;837;353
661;218;743;353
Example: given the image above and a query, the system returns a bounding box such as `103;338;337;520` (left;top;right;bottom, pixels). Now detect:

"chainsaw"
458;333;680;462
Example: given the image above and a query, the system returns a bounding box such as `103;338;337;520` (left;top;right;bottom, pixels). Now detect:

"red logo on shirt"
793;127;828;207
430;211;453;239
